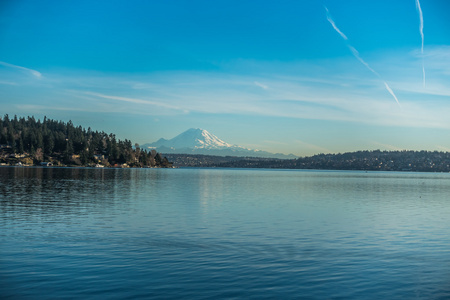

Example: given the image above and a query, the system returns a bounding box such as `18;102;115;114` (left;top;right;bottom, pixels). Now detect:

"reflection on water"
1;167;450;299
2;167;125;222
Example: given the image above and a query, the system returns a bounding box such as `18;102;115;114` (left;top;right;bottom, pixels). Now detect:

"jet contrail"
347;46;379;76
325;6;400;106
383;82;400;106
325;7;348;40
416;0;425;87
349;46;400;106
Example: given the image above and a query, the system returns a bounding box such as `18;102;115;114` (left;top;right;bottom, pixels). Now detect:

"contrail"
325;6;400;106
349;46;400;106
325;7;348;40
383;82;400;106
416;0;425;87
347;46;379;76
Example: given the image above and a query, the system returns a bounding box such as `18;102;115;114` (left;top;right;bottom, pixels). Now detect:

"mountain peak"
170;128;233;149
141;128;297;159
186;128;204;132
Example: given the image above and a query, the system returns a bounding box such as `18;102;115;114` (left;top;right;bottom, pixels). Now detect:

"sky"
0;0;449;156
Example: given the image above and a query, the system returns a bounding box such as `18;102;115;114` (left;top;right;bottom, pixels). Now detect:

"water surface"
1;167;450;299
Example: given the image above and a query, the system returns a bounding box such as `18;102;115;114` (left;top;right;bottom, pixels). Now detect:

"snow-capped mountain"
141;128;297;159
150;128;235;150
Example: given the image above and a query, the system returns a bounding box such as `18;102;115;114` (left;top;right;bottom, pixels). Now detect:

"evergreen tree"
80;149;89;165
0;130;7;145
0;114;168;167
44;133;55;156
7;124;15;152
155;153;162;165
17;137;24;153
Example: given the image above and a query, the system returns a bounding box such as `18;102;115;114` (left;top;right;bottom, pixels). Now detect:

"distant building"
93;154;105;161
40;162;53;167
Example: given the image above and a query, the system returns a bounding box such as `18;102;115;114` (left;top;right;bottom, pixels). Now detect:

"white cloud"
4;46;450;131
294;139;332;154
15;104;94;113
0;80;18;86
369;141;404;151
83;91;188;112
0;61;42;78
65;62;449;129
254;81;269;90
436;145;450;152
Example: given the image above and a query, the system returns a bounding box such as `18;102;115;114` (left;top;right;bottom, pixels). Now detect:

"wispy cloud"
415;0;425;87
436;145;450;152
0;61;42;78
71;62;446;128
324;6;400;106
16;104;95;113
295;139;332;154
254;81;269;90
5;47;449;130
370;141;404;151
0;80;18;86
83;91;188;113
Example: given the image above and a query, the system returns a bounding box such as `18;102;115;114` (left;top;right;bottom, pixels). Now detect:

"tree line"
0;114;171;167
165;150;450;172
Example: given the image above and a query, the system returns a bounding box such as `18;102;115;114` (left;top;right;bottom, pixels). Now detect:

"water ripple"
2;167;450;299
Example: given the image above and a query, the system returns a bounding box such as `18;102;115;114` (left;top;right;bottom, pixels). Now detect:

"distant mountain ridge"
141;128;297;159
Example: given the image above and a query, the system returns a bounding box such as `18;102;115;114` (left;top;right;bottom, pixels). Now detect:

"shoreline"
3;164;450;173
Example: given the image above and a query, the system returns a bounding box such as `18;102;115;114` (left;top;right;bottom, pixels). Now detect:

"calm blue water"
1;167;450;299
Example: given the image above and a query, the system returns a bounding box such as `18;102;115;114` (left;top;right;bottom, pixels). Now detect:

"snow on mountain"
166;128;233;149
144;128;241;150
141;128;297;159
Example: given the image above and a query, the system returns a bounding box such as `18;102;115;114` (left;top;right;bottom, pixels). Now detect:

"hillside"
0;115;171;168
166;150;450;172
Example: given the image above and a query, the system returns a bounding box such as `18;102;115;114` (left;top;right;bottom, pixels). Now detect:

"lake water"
1;167;450;299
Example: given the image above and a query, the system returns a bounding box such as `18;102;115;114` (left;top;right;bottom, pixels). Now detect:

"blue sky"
1;0;449;156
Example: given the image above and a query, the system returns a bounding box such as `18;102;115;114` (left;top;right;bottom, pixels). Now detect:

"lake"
1;167;450;299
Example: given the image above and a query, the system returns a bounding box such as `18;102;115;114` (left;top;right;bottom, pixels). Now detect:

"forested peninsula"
0;115;172;168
